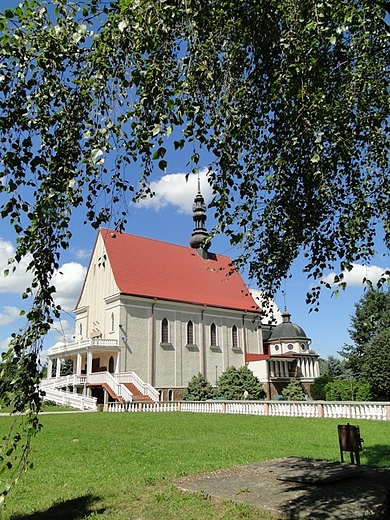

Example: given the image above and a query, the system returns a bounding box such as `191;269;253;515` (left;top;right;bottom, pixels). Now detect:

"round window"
274;344;280;351
287;343;294;350
301;343;306;351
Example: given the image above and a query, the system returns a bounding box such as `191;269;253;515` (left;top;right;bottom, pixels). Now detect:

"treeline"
313;288;390;401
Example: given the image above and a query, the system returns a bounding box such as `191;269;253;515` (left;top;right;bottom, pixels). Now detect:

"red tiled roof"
246;354;270;362
99;228;260;313
246;353;297;362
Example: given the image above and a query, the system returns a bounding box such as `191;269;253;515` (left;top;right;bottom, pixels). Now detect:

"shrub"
310;374;334;400
182;373;215;401
325;379;372;401
282;379;306;401
216;365;266;400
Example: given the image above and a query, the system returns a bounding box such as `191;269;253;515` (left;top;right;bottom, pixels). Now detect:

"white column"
86;350;93;375
301;358;306;378
56;358;61;378
76;353;82;375
47;358;53;380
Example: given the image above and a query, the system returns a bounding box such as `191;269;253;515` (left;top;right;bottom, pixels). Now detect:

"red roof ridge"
99;227;235;263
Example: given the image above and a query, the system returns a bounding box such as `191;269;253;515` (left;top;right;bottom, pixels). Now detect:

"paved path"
175;457;390;519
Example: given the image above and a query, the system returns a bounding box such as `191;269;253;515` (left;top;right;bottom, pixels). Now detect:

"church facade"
45;185;319;403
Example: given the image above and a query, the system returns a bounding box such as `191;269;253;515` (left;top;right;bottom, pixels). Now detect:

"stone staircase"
87;381;153;403
122;383;153;403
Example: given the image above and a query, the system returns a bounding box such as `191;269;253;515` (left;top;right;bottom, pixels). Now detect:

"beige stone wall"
114;296;262;389
76;233;120;341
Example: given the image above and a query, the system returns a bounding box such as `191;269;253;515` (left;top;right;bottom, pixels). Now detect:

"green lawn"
0;412;389;519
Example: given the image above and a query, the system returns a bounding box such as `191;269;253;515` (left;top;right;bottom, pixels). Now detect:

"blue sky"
1;0;390;365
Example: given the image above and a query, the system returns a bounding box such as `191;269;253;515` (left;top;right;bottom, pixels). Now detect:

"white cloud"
136;168;213;215
0;238;33;293
0;306;22;326
323;263;389;287
0;238;86;312
73;248;92;260
0;336;12;352
52;262;86;312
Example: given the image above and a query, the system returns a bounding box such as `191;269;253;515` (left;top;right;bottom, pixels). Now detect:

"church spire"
189;176;210;254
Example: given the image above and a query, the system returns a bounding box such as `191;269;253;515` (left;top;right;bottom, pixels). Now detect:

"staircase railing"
114;372;159;401
87;372;134;402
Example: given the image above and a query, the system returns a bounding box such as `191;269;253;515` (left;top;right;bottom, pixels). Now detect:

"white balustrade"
48;338;119;356
106;399;390;420
42;388;97;410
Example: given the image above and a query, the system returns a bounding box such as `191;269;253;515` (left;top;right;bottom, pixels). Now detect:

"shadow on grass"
10;494;104;520
274;457;390;520
362;444;390;467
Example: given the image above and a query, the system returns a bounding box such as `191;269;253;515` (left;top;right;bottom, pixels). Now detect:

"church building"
45;183;319;403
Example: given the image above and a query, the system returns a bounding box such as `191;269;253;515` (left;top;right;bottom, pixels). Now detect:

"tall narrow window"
187;320;194;345
109;356;115;373
232;325;238;348
162;318;169;343
111;312;114;332
79;323;82;338
210;323;217;346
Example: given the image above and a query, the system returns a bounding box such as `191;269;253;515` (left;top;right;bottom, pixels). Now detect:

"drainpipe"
150;298;157;386
242;311;247;362
201;305;206;376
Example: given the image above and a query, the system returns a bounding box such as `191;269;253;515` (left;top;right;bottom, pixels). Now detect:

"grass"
0;412;389;519
0;403;75;414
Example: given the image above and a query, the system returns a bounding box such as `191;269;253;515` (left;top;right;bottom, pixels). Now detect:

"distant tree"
282;379;306;401
216;366;266;400
182;374;215;401
326;356;352;379
318;358;329;375
341;289;390;377
310;374;333;400
325;379;371;401
362;328;390;400
60;359;74;376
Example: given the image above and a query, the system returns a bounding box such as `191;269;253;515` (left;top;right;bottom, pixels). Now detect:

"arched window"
210;323;217;346
111;312;114;332
79;323;82;338
187;320;194;345
232;325;238;348
168;389;174;402
109;356;115;373
162;318;169;343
